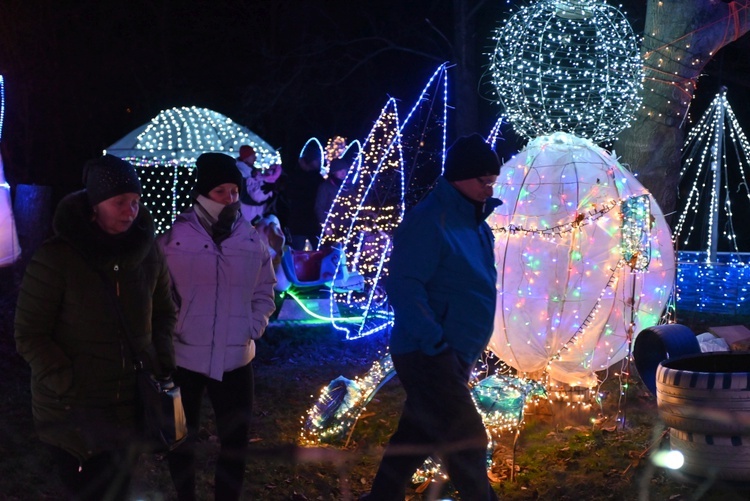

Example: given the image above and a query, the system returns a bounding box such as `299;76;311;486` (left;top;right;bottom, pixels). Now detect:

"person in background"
360;134;502;501
314;158;349;231
14;154;176;501
236;144;282;224
158;152;276;501
284;143;324;250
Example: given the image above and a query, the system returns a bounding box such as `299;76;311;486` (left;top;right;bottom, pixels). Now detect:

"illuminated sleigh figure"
280;245;364;292
273;64;450;333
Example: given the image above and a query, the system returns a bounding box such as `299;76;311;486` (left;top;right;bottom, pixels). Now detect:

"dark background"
0;1;747;202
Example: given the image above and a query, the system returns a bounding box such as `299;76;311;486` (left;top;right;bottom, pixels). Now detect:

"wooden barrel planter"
656;352;750;481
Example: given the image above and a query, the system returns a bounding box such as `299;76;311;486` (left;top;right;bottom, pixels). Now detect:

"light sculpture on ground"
0;75;21;267
106;106;280;233
300;353;547;448
487;132;675;387
673;87;750;315
489;0;642;144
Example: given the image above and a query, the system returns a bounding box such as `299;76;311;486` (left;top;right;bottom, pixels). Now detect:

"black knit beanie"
443;133;500;182
195;152;244;197
329;158;349;173
83;154;142;206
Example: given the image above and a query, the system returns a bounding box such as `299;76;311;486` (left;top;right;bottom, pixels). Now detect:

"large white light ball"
488;132;675;387
490;0;643;143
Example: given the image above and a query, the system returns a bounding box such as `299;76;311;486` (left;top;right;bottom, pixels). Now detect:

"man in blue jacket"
361;133;501;500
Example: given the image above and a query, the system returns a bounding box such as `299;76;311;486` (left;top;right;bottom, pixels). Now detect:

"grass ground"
2;271;750;500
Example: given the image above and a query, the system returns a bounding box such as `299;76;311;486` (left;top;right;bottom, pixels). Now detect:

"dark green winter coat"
14;191;176;462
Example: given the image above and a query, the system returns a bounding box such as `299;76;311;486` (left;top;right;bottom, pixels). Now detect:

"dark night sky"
1;1;748;201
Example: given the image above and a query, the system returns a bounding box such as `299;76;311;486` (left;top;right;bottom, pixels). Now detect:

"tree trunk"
452;0;480;137
614;0;750;221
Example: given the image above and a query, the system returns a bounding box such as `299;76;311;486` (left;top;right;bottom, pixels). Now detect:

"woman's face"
93;193;140;235
208;183;240;205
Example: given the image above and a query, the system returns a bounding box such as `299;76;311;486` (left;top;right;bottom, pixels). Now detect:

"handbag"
133;360;188;452
97;270;187;452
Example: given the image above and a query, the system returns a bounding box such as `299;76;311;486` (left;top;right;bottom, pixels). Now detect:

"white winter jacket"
157;209;276;381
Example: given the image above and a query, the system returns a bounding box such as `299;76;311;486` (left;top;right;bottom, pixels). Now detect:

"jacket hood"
52;190;156;269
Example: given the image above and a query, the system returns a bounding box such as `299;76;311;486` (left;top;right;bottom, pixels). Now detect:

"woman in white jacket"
158;152;276;501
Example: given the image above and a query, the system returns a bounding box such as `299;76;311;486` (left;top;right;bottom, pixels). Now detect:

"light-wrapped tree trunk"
614;0;750;220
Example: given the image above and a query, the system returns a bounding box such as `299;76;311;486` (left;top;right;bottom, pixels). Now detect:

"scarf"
194;195;241;243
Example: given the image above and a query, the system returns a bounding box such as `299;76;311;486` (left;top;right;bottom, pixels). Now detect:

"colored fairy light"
300;354;395;446
106;106;280;233
490;0;643;143
487;132;675;387
301;353;548;482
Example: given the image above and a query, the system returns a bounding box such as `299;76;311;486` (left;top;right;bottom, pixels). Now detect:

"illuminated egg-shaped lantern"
487;132;675;387
490;0;643;143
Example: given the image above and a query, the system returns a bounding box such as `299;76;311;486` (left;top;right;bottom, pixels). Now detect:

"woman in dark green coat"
14;155;176;501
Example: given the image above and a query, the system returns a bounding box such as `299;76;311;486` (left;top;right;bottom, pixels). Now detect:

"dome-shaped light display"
490;0;643;143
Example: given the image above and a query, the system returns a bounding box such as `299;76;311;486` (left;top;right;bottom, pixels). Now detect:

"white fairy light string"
673;88;750;314
105;106;280;233
490;0;643;143
674;88;750;259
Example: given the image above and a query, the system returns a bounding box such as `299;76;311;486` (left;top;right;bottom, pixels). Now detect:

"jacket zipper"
114;263;124;401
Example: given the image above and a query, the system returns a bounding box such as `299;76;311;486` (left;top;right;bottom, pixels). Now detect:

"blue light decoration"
0;75;4;141
486;116;506;151
0;74;22;267
674;88;750;315
314;63;450;340
298;137;326;177
106;106;281;233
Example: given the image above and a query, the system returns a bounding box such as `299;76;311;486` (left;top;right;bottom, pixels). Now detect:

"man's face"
451;175;497;203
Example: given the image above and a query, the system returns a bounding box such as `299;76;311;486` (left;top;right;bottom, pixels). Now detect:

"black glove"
261;182;276;194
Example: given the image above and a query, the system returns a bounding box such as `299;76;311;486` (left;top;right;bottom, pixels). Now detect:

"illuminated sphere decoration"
490;0;643;143
488;132;675;387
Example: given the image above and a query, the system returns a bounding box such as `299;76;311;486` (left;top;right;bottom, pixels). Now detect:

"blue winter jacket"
386;177;498;365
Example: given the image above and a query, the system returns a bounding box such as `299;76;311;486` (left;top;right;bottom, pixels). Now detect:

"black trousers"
168;363;254;501
367;349;498;500
48;445;136;501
